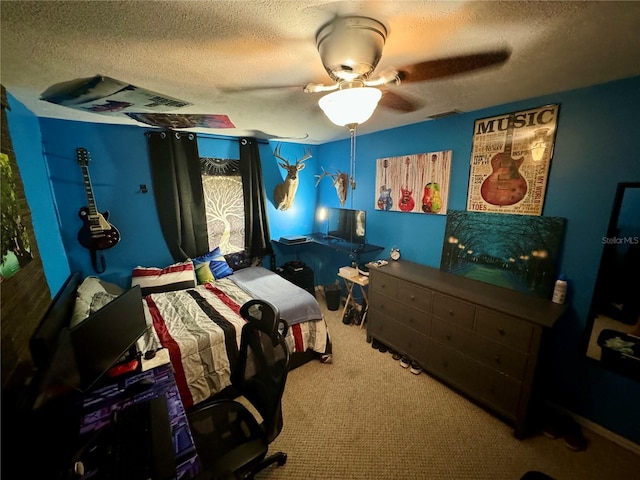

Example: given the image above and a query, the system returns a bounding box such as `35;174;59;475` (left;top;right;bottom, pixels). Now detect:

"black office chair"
188;299;290;480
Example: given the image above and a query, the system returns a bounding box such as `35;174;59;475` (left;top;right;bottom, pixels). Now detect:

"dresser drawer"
397;280;433;313
432;293;475;329
475;308;533;351
394;302;432;336
427;340;475;387
465;335;528;380
371;296;431;335
432;318;528;380
368;311;429;365
467;363;522;420
370;273;398;299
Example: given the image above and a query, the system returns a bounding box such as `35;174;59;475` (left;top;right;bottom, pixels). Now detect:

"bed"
30;262;332;410
138;265;332;408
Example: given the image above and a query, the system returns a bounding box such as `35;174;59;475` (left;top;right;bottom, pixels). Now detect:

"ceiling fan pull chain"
349;125;357;193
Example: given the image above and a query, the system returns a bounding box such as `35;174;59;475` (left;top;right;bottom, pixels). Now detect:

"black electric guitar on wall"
76;147;120;251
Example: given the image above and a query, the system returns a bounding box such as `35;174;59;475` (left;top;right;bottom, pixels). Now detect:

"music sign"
466;104;559;216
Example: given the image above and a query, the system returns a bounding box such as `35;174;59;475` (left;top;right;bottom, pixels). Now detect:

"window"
200;157;244;254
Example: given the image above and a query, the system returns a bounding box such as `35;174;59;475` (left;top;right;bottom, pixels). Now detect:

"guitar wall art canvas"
467;105;559;216
375;150;452;215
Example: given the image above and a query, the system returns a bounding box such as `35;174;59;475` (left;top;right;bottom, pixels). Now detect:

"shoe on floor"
342;306;353;325
563;421;588;451
391;351;402;361
410;362;423;375
372;339;381;350
400;356;411;368
377;343;389;353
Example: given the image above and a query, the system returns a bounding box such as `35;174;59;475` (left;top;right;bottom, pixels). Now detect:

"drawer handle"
445;334;452;341
498;328;505;336
494;354;501;364
448;309;454;316
410;295;415;300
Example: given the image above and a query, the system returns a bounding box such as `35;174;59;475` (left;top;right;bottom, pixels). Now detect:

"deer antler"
274;144;312;167
315;167;338;187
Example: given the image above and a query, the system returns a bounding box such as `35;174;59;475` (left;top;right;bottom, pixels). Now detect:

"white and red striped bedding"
140;282;328;408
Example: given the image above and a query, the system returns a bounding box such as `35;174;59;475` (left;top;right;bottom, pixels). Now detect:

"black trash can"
325;284;341;311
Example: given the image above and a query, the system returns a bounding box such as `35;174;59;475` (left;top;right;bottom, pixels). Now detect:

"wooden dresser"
367;260;566;438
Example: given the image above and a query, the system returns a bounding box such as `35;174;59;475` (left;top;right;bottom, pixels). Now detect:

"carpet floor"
255;292;639;480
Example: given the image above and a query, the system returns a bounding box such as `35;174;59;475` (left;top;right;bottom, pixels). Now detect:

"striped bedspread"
141;282;328;408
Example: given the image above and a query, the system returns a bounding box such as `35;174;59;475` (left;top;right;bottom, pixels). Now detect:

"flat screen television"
69;285;146;392
327;207;366;244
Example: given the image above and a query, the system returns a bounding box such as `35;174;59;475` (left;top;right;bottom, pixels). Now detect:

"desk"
274;232;384;264
338;271;370;329
77;363;199;479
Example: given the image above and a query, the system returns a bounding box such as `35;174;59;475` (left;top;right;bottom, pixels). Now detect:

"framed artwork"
375;150;452;214
440;210;566;298
466;104;559;215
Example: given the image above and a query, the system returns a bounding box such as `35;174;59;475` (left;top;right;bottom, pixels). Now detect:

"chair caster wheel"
277;453;287;466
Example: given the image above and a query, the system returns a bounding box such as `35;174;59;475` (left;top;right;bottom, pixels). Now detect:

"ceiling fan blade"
303;82;340;93
396;49;511;83
378;90;423;113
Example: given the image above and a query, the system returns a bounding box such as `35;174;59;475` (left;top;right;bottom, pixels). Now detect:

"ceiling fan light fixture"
318;87;382;127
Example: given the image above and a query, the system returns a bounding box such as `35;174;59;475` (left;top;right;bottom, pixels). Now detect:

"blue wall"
6;75;640;444
6;96;69;293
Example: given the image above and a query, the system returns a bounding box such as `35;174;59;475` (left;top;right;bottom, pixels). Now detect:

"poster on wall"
466;104;559;216
40;75;192;115
0;152;33;281
127;113;235;129
375;150;452;214
440;209;565;298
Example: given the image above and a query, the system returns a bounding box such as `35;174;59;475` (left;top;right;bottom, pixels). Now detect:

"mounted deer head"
315;167;349;206
273;144;312;211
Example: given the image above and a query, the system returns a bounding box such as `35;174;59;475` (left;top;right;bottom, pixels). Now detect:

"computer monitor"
70;285;146;392
327;207;366;244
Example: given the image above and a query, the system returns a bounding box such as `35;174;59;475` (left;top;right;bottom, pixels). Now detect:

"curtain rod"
196;132;270;145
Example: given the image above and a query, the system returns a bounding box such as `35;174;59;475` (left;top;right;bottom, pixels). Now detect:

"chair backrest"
235;300;290;443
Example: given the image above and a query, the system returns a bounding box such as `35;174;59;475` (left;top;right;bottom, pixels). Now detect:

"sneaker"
563;421;588;451
342;306;353;325
390;351;402;361
410;362;423;375
400;356;411;368
372;339;381;350
377;343;389;353
349;308;360;325
320;354;333;364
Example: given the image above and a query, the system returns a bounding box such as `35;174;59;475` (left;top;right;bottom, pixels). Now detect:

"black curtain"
239;138;273;257
147;131;209;261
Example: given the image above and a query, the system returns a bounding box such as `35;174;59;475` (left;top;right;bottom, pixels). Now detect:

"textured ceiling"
2;1;640;144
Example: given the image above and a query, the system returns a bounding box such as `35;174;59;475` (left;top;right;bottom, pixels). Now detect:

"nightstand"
277;265;315;297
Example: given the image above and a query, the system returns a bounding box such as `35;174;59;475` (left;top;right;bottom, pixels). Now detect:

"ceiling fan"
302;16;511;126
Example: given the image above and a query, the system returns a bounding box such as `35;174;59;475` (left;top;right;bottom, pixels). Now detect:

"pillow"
224;250;257;271
70;276;124;328
89;291;118;314
193;247;233;280
194;262;215;284
131;260;196;296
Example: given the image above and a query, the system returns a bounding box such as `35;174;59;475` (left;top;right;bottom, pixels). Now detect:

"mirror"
584;182;640;381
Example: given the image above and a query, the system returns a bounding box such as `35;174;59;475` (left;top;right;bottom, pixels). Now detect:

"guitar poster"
374;150;452;214
466;104;559;216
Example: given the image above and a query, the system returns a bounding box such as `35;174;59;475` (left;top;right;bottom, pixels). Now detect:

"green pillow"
195;261;215;284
